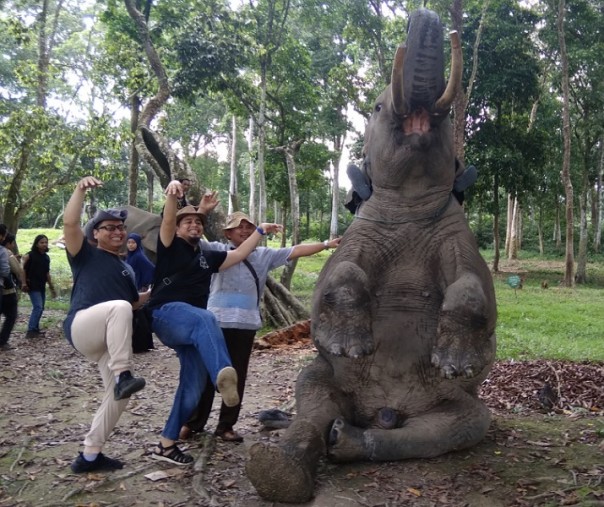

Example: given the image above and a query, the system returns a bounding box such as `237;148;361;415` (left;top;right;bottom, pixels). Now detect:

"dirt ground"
0;309;603;507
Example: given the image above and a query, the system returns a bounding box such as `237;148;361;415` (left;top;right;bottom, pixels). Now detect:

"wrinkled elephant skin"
246;8;497;504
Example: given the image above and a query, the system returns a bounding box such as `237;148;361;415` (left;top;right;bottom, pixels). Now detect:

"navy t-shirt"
148;235;227;311
63;239;139;344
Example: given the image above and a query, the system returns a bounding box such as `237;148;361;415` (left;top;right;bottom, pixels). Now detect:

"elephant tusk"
390;44;407;116
434;31;463;113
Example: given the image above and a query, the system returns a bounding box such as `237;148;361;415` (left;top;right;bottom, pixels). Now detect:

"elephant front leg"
328;395;491;462
433;273;496;379
246;357;351;503
313;260;374;357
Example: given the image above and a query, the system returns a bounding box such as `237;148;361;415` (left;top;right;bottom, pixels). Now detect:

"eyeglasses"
97;224;127;232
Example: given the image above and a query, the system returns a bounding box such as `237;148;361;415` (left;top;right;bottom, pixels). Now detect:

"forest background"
0;0;603;289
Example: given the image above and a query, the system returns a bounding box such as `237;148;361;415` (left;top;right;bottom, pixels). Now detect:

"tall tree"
556;0;574;286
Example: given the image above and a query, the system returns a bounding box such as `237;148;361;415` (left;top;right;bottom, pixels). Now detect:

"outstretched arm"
64;176;103;257
288;238;341;260
220;222;283;271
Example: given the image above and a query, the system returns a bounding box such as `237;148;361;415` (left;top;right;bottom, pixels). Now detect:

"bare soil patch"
0;309;603;507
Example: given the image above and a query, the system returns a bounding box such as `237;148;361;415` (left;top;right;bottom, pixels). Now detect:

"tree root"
191;432;216;501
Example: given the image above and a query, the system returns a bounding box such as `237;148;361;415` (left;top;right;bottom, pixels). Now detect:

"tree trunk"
508;197;519;260
2;0;61;232
575;173;588;284
262;276;309;328
492;170;500;273
451;0;488;161
505;194;513;257
229;115;239;215
275;140;304;290
538;205;544;255
595;140;604;253
330;136;343;239
257;69;268;226
124;0;173;189
128;94;141;206
557;0;574;287
248;116;257;221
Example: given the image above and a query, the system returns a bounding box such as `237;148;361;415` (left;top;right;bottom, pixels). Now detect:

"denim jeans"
151;302;232;441
28;290;46;332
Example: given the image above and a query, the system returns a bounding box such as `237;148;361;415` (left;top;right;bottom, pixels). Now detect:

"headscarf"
125;233;155;291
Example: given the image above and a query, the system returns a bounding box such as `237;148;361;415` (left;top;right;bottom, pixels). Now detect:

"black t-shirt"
148;235;227;311
63;238;139;344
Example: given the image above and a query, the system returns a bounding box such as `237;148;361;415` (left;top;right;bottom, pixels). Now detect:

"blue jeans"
151;302;233;441
28;290;46;332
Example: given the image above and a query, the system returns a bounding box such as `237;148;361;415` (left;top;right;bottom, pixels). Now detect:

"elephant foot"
327;418;368;463
246;442;315;503
431;338;489;379
314;261;374;358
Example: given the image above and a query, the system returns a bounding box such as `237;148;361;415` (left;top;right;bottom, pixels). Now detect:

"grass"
11;229;604;363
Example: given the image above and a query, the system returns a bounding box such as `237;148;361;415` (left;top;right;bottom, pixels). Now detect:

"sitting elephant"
246;8;497;503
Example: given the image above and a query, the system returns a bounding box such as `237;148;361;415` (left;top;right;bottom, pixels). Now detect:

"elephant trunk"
391;8;462;117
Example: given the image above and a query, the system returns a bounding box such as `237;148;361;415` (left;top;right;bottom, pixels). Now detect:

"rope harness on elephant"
354;193;453;225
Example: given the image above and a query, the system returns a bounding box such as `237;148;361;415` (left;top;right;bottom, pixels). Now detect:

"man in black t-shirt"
62;176;149;474
148;180;282;467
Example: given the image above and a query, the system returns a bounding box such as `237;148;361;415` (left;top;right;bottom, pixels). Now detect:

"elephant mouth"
402;109;431;135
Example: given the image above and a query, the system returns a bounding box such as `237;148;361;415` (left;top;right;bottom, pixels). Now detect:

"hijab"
125;233;155;291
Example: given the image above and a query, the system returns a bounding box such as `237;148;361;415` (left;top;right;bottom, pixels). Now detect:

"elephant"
245;8;497;504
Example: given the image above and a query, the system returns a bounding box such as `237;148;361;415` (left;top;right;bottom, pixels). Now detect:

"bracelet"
256;226;266;236
323;240;329;249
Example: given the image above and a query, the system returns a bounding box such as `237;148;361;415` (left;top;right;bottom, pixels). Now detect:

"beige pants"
71;300;134;449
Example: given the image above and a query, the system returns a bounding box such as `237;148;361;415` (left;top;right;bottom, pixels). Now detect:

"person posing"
147;180;282;466
63;176;148;473
22;234;57;338
1;233;25;350
181;211;341;442
125;233;155;291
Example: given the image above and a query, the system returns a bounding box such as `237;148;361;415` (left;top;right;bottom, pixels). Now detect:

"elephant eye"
374;103;382;112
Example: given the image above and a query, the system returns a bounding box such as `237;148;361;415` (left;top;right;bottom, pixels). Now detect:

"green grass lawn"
12;229;604;363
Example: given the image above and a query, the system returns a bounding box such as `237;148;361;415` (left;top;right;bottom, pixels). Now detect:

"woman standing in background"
22;234;56;338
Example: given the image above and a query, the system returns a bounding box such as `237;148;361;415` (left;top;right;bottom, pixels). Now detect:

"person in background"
147;181;282;466
180;211;341;442
63;176;148;473
22;235;57;338
125;233;155;291
0;225;9;319
0;233;24;349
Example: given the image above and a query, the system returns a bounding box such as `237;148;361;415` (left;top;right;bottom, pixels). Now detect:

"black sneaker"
70;452;124;473
114;370;146;400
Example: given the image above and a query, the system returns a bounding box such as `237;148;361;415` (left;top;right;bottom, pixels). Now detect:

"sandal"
151;441;194;466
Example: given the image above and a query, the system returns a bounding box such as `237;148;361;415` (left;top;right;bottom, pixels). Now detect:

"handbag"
132;306;154;353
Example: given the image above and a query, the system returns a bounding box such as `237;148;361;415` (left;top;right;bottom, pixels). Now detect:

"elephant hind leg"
328;396;491;462
246;421;323;503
